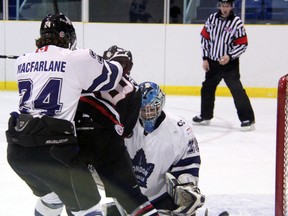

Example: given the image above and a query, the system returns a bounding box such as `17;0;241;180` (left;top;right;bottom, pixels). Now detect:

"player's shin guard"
34;194;63;216
130;201;159;216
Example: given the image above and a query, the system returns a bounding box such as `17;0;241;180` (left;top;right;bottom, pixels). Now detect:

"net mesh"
276;75;288;216
284;79;288;216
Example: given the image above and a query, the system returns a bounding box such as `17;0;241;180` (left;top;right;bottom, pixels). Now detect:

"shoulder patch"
114;124;124;136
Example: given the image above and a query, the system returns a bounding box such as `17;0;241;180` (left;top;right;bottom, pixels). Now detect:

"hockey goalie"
104;81;205;216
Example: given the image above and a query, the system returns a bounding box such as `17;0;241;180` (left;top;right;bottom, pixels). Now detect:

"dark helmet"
103;45;133;75
218;0;234;3
39;13;77;50
103;45;133;63
218;0;235;7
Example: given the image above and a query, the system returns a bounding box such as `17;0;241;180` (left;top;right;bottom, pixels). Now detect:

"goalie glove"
103;45;133;75
166;173;205;216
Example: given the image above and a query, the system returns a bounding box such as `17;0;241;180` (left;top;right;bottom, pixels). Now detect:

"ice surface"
0;91;276;215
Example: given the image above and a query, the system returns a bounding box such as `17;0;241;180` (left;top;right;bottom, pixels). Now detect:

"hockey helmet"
40;13;77;50
103;45;133;62
139;81;165;133
103;45;133;74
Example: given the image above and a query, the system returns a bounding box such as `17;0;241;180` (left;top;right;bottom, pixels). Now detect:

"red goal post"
276;74;288;216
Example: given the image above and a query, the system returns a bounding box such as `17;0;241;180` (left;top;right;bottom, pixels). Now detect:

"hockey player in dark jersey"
75;45;159;216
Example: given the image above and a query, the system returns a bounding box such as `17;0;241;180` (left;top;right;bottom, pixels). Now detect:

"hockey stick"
205;208;229;216
52;0;59;14
0;55;19;59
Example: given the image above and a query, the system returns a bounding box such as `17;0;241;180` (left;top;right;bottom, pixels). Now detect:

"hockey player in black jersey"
75;45;159;216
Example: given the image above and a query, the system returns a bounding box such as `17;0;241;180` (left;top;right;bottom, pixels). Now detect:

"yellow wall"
1;81;277;98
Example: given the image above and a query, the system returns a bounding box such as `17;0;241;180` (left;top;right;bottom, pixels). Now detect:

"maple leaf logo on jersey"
131;149;154;188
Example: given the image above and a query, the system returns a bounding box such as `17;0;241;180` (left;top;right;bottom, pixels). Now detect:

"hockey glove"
103;45;133;75
166;173;205;216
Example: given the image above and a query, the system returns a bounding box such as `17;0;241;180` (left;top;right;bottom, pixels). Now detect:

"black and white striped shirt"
201;11;248;61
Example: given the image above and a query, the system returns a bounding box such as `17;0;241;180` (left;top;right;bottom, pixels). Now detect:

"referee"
193;0;255;131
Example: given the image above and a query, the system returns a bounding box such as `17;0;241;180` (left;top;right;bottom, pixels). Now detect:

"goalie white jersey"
125;112;201;202
16;45;123;122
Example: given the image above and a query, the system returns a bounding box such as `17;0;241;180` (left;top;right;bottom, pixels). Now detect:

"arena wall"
1;21;286;97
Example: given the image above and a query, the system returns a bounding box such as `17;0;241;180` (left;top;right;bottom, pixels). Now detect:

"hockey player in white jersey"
6;13;128;216
122;82;205;216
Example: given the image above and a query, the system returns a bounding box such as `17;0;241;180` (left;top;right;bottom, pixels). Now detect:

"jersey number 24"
18;77;63;116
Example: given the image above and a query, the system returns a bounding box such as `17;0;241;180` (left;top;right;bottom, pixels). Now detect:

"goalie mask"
139;82;166;134
103;45;133;75
39;13;77;50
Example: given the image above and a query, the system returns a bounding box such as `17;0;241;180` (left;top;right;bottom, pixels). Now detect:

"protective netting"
284;79;288;216
276;75;288;216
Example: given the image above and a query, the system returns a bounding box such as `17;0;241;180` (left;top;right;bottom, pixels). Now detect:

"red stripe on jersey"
80;96;123;127
234;36;248;45
134;204;151;216
201;27;210;40
134;204;159;216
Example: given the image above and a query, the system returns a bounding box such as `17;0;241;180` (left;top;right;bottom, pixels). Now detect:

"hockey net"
276;74;288;216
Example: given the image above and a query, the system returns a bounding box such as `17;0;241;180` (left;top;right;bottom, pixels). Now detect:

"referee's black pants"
200;58;255;122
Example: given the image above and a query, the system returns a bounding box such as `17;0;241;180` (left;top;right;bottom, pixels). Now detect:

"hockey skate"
192;116;211;125
240;120;255;131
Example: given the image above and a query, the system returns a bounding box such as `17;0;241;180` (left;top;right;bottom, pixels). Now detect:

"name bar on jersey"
17;61;66;74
